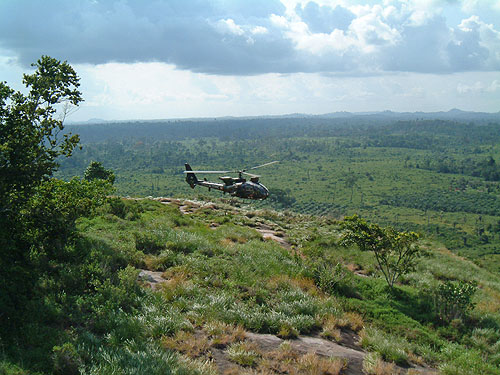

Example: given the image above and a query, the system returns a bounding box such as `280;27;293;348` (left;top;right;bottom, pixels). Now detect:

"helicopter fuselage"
184;163;276;200
184;164;270;200
195;178;269;200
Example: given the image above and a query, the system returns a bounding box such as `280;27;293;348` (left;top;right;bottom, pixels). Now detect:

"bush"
102;197;145;220
432;280;477;322
307;260;354;296
52;343;81;375
134;231;166;254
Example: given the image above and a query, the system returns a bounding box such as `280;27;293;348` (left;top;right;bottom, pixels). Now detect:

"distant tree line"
67;118;500;147
417;155;500;181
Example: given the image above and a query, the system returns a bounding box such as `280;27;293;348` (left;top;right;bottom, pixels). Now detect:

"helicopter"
183;161;278;200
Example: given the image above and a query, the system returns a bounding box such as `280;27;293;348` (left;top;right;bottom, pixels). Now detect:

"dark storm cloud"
0;0;298;74
0;0;499;75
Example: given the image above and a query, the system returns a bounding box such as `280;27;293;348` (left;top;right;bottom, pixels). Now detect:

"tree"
339;215;421;290
344;171;358;203
1;56;81;212
84;161;115;184
0;56;108;329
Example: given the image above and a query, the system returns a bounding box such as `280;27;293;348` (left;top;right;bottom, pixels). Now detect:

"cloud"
73;62;500;121
295;2;355;33
0;0;499;75
216;19;245;36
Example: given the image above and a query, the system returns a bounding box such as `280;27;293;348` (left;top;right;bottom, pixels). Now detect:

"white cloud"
216;19;245;36
0;0;499;76
457;80;484;94
251;26;269;34
66;61;500;121
349;9;401;51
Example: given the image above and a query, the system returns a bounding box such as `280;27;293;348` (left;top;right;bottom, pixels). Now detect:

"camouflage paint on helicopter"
184;161;278;200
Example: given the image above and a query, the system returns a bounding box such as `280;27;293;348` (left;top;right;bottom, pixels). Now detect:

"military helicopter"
183;161;278;200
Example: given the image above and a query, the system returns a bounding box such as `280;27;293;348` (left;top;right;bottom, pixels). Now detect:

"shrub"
134;231;165;254
52;343;81;375
107;197;142;220
432;280;477;322
308;260;354;296
277;322;299;339
340;215;421;290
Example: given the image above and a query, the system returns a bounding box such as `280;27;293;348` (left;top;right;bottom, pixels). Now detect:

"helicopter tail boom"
184;163;198;188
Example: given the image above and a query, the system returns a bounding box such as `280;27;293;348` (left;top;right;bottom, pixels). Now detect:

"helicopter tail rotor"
184;163;198;188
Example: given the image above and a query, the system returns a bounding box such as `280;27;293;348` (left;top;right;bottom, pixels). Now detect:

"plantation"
2;56;500;374
57;114;500;273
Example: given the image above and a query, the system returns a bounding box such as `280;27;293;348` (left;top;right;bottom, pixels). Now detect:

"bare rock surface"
138;269;167;289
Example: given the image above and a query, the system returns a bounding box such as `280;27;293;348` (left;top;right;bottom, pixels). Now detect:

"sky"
0;0;499;122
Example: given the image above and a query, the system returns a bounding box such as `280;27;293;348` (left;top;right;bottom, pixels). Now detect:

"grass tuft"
226;342;261;367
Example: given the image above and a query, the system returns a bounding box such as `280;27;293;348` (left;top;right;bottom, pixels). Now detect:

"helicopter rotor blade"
183;170;232;174
246;160;279;171
184;161;278;175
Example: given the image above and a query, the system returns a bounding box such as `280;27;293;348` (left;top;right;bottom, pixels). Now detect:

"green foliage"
52;343;81;375
0;56;86;331
134;231;166;254
78;340;181;375
420;155;500;181
0;361;32;375
359;327;410;365
226;342;260;367
306;260;354;296
105;197;142;220
439;343;500;375
2;80;500;374
84;161;115;184
268;188;296;208
432;280;478;322
340;215;421;289
0;56;81;210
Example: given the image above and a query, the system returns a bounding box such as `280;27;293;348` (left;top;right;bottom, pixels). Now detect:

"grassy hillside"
57;117;500;274
3;197;499;374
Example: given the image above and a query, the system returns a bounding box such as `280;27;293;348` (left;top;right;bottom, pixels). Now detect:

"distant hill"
66;110;500;144
69;109;500;126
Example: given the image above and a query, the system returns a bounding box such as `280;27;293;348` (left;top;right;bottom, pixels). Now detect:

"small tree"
339;215;421;290
84;161;115;184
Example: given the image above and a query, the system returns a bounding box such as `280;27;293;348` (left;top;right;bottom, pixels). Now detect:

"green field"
6;57;500;375
58;117;500;273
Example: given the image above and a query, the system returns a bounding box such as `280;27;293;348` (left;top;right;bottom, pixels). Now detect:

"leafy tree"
0;56;81;211
0;56;106;329
339;215;421;289
84;160;115;184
